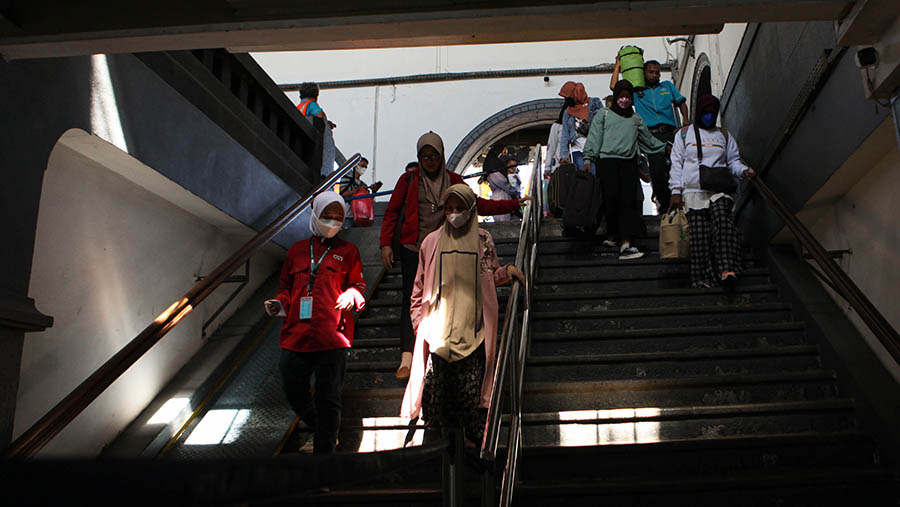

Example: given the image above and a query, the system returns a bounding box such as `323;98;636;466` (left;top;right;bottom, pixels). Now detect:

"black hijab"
610;80;635;118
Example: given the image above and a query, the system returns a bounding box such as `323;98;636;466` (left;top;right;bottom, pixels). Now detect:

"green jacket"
583;109;666;163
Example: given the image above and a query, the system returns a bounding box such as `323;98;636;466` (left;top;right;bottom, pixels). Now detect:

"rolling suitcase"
562;170;601;230
547;163;577;218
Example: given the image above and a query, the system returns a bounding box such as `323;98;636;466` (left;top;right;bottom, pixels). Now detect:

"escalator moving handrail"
751;178;900;364
5;154;364;459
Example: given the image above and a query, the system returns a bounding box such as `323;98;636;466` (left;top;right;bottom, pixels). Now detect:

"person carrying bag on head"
669;94;756;289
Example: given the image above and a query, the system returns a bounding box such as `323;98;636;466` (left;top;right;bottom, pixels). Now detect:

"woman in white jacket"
669;94;755;288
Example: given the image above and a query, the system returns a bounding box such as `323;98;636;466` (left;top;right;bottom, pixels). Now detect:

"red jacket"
276;236;366;352
379;168;521;248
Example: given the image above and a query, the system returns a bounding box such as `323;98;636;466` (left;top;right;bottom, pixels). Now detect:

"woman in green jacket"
584;80;666;260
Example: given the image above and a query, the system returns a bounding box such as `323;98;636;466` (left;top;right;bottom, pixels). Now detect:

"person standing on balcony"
380;132;528;380
264;192;366;453
584;80;667;260
611;58;689;214
296;82;337;177
400;184;525;444
669;94;755;289
558;81;605;172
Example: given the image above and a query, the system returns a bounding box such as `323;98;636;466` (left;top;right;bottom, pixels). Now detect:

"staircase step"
531;322;807;356
519;398;855;447
524;346;821;382
536;267;770;291
513;466;894;506
523;370;839;413
339;369;842;419
530;302;793;333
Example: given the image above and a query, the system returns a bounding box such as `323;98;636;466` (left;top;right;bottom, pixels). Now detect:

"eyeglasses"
420;154;441;161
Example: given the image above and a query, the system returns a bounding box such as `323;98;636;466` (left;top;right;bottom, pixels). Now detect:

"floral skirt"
422;342;486;443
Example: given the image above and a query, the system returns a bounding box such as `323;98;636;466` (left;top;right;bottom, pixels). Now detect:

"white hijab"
309;191;347;237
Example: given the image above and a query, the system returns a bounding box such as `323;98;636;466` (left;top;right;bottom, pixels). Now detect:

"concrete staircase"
280;213;898;505
512;217;897;505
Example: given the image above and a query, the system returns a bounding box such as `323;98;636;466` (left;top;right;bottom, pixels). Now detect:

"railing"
480;145;542;506
4;154;364;459
749;178;900;365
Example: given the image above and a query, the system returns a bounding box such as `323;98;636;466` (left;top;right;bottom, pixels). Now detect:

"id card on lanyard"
301;239;333;320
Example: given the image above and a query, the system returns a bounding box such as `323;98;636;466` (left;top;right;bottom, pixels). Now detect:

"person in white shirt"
669;94;756;289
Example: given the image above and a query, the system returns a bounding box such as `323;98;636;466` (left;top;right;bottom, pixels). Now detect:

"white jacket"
669;126;748;195
545;123;562;173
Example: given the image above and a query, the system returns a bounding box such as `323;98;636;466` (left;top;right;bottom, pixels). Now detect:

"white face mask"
447;210;470;229
315;217;343;238
357;165;368;177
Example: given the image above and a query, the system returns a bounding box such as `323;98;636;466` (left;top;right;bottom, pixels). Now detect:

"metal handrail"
5;154;363;459
479;144;541;507
750;178;900;365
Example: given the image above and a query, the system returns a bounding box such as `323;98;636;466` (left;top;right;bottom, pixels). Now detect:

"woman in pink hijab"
400;184;525;445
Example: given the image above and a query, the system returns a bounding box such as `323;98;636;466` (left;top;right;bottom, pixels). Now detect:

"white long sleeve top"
669;126;749;209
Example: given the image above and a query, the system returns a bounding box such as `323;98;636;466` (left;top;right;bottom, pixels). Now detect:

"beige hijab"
426;183;484;362
416;132;452;245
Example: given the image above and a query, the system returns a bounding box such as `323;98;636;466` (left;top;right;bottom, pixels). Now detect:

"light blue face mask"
700;112;717;128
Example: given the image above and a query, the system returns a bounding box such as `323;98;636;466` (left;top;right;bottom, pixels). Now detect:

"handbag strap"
693;122;703;163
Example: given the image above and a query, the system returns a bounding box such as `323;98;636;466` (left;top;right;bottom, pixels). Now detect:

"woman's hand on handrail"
518;196;533;206
743;167;757;179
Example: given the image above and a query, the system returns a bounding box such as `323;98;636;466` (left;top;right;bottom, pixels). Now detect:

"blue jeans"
572;150;585;172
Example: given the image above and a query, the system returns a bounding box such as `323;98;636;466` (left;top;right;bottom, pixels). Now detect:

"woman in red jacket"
264;191;366;453
379;132;528;379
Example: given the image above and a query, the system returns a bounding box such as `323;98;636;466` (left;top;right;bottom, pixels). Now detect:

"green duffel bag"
618;45;645;89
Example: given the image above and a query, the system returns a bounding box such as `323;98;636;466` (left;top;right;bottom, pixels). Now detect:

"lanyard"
307;239;334;296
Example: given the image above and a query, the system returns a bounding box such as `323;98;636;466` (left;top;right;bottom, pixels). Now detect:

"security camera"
856;47;879;69
543;75;550;82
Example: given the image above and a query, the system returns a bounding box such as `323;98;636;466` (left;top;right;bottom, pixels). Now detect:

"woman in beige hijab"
379;132;528;379
400;184;525;445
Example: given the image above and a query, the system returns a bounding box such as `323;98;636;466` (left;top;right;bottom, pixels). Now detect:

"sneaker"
619;246;645;260
602;239;618;249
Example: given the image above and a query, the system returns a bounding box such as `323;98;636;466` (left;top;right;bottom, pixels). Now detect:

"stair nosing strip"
526;345;819;366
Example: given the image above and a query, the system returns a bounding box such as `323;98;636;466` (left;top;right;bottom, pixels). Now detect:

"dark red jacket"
379;168;521;248
276;236;366;352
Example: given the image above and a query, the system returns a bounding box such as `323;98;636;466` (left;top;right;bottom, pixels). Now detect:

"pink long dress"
400;228;511;419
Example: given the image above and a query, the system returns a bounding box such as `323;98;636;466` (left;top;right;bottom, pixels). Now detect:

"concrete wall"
808;130;900;383
252;35;692;192
15;130;281;456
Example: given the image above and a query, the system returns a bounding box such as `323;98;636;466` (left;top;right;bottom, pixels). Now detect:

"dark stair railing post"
4;155;363;459
443;428;464;507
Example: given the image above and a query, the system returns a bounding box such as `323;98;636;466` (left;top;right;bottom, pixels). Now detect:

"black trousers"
648;126;676;213
279;347;348;453
597;157;643;242
399;246;419;354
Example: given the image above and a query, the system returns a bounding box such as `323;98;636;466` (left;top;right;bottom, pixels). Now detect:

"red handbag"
350;188;375;227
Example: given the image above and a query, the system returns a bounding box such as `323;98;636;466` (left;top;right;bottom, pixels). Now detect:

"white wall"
252;36;683;193
17;130;281;456
672;23;748;118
